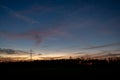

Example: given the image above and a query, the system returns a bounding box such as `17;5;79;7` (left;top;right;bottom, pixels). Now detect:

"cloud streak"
17;5;55;14
0;5;39;24
0;48;42;61
82;42;120;49
0;27;64;46
0;48;28;55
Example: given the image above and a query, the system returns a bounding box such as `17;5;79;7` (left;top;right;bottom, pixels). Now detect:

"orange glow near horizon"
0;50;120;62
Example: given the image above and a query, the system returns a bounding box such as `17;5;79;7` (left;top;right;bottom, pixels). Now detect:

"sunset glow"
0;0;120;62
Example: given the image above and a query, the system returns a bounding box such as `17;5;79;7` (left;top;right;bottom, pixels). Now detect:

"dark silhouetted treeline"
0;58;120;79
0;58;120;68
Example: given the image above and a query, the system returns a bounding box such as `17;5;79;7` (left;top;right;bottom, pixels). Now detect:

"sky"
0;0;120;59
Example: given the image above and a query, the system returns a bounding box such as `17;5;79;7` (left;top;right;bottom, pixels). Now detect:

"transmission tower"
30;49;33;61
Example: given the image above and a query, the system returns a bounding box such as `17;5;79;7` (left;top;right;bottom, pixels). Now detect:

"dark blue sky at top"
0;0;120;55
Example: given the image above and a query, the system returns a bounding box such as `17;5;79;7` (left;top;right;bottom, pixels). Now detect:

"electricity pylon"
30;49;33;61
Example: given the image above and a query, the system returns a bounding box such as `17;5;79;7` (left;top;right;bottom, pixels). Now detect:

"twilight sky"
0;0;120;57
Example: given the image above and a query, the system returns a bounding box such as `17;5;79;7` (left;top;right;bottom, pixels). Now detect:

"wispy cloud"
0;48;28;55
0;27;64;46
82;42;120;49
0;5;40;24
70;49;120;59
17;5;55;14
90;49;120;58
0;48;42;61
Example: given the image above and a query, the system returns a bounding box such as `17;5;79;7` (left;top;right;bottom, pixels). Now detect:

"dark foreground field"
0;59;120;79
